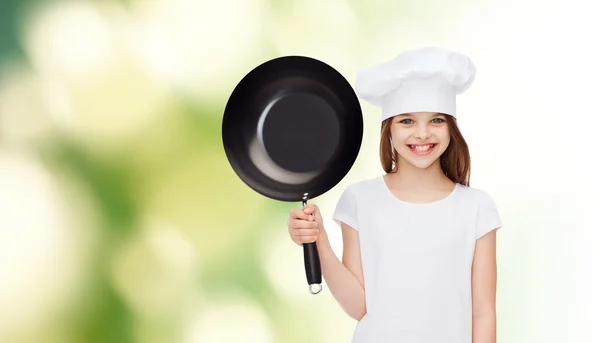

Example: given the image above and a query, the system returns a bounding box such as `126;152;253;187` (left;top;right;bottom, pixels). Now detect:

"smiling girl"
287;47;501;343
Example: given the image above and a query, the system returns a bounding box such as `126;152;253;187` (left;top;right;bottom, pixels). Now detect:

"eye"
399;119;413;124
431;118;446;124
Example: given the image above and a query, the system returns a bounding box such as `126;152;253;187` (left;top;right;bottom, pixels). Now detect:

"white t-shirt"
332;175;502;343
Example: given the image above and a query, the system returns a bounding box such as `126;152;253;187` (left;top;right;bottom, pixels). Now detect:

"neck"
387;157;452;189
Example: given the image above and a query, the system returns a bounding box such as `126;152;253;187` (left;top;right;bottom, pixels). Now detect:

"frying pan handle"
302;194;323;295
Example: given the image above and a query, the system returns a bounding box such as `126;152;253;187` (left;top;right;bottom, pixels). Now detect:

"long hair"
379;114;471;186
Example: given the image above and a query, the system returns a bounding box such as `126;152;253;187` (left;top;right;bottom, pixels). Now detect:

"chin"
403;157;439;169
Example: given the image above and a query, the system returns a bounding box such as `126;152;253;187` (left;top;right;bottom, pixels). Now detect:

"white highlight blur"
22;1;116;79
19;1;168;148
127;0;269;96
111;220;199;320
0;150;82;337
270;0;360;80
0;64;56;145
184;297;275;343
261;228;311;299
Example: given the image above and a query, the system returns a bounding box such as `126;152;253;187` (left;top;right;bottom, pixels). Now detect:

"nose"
414;122;431;140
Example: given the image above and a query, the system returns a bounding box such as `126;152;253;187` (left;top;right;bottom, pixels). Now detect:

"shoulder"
454;184;498;206
338;175;382;196
332;176;383;207
458;185;503;236
331;176;382;230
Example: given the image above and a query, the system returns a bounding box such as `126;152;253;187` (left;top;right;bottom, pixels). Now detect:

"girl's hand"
287;204;326;245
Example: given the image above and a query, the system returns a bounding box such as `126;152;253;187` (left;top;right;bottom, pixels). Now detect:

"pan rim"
222;55;363;202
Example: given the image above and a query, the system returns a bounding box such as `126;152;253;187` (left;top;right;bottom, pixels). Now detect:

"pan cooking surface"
258;91;341;173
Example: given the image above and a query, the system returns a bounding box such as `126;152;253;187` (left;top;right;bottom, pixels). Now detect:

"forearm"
472;310;496;343
317;235;366;321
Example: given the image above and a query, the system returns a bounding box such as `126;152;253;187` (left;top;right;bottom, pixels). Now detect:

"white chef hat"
355;46;476;121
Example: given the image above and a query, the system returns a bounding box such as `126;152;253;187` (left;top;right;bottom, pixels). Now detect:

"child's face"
390;112;451;169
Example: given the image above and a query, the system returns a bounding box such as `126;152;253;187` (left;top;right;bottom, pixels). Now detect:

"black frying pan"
222;55;363;295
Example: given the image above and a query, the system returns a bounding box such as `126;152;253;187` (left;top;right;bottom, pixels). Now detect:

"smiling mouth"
407;144;437;155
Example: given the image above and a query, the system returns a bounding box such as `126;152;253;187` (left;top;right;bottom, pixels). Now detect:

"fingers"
289;227;320;245
289;208;311;221
288;217;319;245
302;204;320;216
292;234;319;245
290;228;320;238
288;218;318;230
288;206;322;246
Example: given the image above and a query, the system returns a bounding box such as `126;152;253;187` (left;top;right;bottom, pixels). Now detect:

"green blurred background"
1;0;591;342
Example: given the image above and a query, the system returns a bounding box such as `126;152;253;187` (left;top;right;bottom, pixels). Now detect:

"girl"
287;47;501;343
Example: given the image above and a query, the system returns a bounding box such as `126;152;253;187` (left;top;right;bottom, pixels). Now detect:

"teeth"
410;144;434;152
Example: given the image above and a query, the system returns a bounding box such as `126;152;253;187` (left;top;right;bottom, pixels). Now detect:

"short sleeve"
476;191;502;239
332;185;358;231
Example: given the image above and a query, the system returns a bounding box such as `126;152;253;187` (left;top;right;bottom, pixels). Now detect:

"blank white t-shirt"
332;176;502;343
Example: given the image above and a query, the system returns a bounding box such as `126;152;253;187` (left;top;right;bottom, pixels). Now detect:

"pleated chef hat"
355;46;476;121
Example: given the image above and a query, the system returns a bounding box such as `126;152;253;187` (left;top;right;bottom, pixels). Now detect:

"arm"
472;229;498;343
317;223;366;321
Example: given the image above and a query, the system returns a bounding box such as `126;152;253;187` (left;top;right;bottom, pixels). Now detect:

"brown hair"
379;114;471;186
